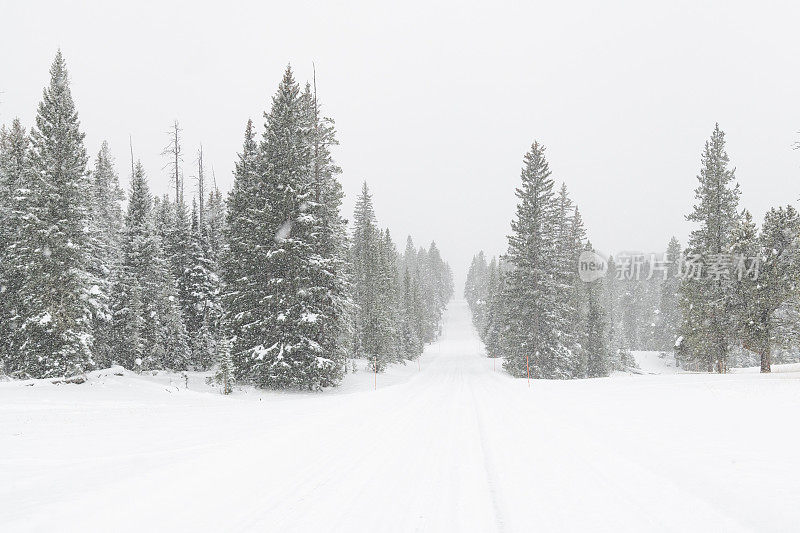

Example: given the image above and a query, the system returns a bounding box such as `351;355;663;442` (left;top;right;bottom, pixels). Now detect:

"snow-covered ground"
2;301;800;532
630;350;679;374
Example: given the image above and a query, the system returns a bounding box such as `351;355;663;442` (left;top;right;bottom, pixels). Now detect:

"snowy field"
2;300;800;532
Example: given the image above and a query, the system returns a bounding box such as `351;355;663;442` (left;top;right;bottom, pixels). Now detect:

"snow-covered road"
3;300;799;532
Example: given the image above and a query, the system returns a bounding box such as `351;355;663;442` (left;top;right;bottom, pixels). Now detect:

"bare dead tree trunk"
161;120;183;205
174;122;181;204
196;144;204;228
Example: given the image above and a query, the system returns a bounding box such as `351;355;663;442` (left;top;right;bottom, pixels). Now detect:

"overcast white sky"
2;0;799;287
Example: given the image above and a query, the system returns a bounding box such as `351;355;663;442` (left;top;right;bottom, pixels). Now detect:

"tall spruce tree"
225;67;345;389
222;119;262;380
399;267;423;359
502;142;571;378
374;229;401;367
464;252;490;331
205;187;226;267
181;199;221;369
21;51;96;377
736;207;800;372
0;119;32;375
351;182;379;362
111;162;189;370
567;204;588;376
583;242;608;377
302;80;352;378
484;262;512;360
481;256;498;340
88;141;124;368
679;124;741;372
657;237;682;354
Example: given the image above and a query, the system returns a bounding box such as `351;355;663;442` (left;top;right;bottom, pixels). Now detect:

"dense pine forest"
466;127;800;379
0;52;453;389
2;51;797;388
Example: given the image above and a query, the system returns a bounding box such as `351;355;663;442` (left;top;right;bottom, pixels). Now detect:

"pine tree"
584;243;608;377
225;67;345;389
88;141;125;368
0;119;32;375
302;80;352;379
412;243;452;343
621;274;644;350
205;187;226;267
402;236;418;278
657;237;682;353
351;183;397;371
427;241;453;313
21;51;96;377
679;124;741;372
181;199;221;369
737;207;800;372
373;229;401;367
502;142;571;378
222;119;264;380
399;268;423;359
465;254;480;307
152;194;175;246
566;204;587;376
351;181;380;363
481;256;498;341
484;261;510;359
604;256;628;370
214;338;234;395
165;200;191;294
464;252;490;331
111;162;188;370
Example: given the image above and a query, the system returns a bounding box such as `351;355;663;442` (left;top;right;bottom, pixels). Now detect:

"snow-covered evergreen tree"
399;268;424;359
88;141;125;368
483;259;510;359
181;200;221;369
502;142;571;378
553;184;579;369
679;124;741;372
152;194;175;247
165;200;191;295
351;182;387;370
222;119;263;380
657;237;682;354
465;252;491;333
20;51;96;377
583;243;608;377
302;80;352;379
205;187;226;268
214;338;234;395
373;229;402;367
111;162;189;370
566;203;588;376
224;67;347;390
0;119;32;375
350;184;452;371
735;206;800;372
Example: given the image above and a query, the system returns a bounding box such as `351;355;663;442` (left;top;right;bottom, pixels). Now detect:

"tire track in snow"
468;377;506;532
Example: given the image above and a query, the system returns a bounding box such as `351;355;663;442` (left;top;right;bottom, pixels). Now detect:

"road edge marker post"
527;354;530;387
